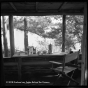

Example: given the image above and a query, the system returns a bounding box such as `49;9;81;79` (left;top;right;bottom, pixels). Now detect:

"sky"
1;28;81;54
3;29;55;51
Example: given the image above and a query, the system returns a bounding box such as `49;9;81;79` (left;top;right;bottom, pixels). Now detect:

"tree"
13;15;84;51
66;15;84;43
54;15;84;50
24;17;28;52
2;16;8;57
13;16;25;31
13;16;61;37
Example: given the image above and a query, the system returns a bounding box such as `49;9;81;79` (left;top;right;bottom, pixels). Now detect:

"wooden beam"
58;2;68;11
80;7;84;12
9;15;15;57
58;2;64;11
35;2;38;12
1;17;5;86
81;2;87;86
1;11;84;16
84;3;87;85
9;2;17;12
62;15;66;52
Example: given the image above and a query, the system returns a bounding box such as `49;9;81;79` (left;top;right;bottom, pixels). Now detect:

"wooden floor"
5;69;81;86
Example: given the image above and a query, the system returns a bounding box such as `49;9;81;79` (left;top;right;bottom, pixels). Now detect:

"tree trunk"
2;16;8;57
24;18;28;52
62;15;66;52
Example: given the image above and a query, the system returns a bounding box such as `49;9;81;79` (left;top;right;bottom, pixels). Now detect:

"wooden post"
62;15;66;52
9;15;15;57
24;18;28;52
84;3;87;85
2;16;8;57
81;2;87;85
1;17;5;86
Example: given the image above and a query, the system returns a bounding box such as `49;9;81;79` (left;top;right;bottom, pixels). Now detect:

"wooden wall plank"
18;58;22;81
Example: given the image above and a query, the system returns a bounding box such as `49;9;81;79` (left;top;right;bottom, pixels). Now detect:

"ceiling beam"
58;2;64;11
58;2;67;11
61;9;84;13
80;7;84;12
9;2;18;12
1;11;84;16
36;2;38;12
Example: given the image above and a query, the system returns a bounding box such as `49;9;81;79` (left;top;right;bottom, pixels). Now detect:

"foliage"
1;15;84;52
55;15;83;48
13;16;62;37
13;15;84;50
66;15;84;43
